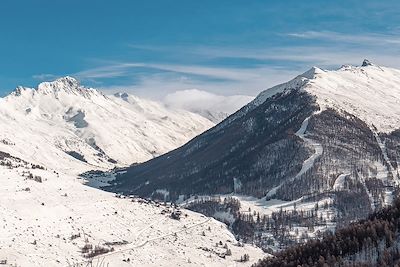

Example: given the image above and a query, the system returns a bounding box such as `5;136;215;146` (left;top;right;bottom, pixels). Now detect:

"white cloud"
99;67;299;98
34;31;400;101
286;31;400;45
74;61;290;83
74;63;145;79
32;73;58;81
189;44;400;69
165;89;253;113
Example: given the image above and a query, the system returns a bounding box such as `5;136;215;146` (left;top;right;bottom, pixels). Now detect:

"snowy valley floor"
0;162;265;267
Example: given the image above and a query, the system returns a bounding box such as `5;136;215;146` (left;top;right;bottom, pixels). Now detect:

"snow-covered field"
0;158;265;266
0;78;267;266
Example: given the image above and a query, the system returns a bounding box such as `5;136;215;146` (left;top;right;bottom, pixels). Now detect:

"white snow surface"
251;61;400;133
333;173;349;191
3;61;400;265
0;77;214;174
294;116;323;181
0;162;264;266
0;77;266;266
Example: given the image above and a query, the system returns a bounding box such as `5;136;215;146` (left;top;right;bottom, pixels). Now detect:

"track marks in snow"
333;173;349;191
267;115;323;198
0;162;264;267
74;217;212;266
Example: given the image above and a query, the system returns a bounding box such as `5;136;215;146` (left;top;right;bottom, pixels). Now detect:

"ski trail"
333;173;349;191
267;115;323;198
294;117;323;179
372;131;396;206
373;132;397;184
133;217;168;244
73;217;211;266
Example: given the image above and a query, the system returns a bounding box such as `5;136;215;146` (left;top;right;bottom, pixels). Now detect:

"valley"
2;2;398;266
2;61;400;266
106;61;400;254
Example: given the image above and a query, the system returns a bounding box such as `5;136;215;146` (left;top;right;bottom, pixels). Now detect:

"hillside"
0;77;213;174
0;78;268;266
0;151;264;266
255;197;400;267
108;60;400;249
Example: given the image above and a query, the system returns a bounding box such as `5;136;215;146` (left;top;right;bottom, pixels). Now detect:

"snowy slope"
109;61;400;202
109;60;400;252
0;77;267;266
0;153;264;266
0;77;214;174
250;60;400;133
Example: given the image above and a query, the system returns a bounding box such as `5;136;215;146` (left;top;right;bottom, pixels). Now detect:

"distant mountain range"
0;76;213;173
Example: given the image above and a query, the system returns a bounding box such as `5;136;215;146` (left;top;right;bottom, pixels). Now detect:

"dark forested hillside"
274;108;390;226
101;65;400;254
254;198;400;267
107;89;318;199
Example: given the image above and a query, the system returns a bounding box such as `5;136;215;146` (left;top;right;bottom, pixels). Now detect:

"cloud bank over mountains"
164;89;254;123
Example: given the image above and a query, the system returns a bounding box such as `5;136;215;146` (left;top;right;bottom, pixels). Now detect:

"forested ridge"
108;89;317;199
105;74;400;261
186;196;334;252
254;198;400;267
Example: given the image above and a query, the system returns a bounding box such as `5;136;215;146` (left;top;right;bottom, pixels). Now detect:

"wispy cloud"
286;31;400;45
31;30;400;99
164;89;254;120
75;61;285;82
98;65;299;98
127;32;400;69
32;73;58;81
30;59;301;98
74;63;145;79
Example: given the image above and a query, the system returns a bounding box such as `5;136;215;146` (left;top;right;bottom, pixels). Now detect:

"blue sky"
0;0;399;98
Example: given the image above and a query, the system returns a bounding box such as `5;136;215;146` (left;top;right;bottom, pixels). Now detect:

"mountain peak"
35;76;102;98
54;76;80;86
301;66;324;79
37;76;79;92
361;59;374;67
114;92;129;101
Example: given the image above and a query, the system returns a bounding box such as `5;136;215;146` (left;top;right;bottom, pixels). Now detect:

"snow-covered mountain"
0;78;265;266
247;59;400;133
109;60;400;250
0;76;213;174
